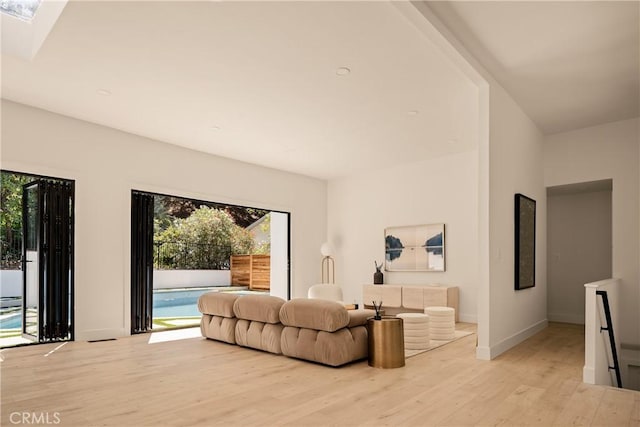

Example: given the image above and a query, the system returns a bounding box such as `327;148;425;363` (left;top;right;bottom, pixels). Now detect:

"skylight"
1;0;42;21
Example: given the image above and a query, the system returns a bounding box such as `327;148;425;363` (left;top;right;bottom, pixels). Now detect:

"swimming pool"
153;289;211;318
153;288;265;319
0;314;21;330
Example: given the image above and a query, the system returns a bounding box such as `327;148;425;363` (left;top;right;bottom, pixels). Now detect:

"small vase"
373;271;383;285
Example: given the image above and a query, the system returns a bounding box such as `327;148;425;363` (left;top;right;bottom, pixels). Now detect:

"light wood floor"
1;322;638;426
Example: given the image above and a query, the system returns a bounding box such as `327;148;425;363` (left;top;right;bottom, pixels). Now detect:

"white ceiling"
3;2;637;180
1;1;479;180
426;1;640;134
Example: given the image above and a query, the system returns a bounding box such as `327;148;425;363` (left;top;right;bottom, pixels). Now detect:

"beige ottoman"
396;313;430;350
424;306;455;340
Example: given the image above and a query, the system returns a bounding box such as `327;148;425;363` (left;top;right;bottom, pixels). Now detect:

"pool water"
0;314;22;329
153;289;213;318
154;303;200;317
153;288;265;319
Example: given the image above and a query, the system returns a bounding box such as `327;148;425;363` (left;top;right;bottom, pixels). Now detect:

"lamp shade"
320;242;334;257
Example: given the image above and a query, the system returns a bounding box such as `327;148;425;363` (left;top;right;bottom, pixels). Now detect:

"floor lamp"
320;242;335;284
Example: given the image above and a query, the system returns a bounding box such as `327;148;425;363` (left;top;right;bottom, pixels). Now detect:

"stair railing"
595;290;622;388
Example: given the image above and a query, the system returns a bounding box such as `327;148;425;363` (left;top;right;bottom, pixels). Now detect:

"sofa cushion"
200;314;237;344
233;294;285;324
279;299;349;332
235;319;284;354
197;292;239;318
347;309;376;328
280;326;368;367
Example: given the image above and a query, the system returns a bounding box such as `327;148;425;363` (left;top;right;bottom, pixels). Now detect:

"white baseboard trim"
476;346;491;360
548;312;584;325
76;328;126;342
583;366;596;384
487;319;549;359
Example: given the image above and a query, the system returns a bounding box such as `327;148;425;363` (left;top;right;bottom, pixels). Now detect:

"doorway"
0;170;74;347
547;179;612;324
131;191;290;333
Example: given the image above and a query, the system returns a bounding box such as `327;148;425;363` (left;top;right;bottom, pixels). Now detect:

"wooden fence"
230;255;270;291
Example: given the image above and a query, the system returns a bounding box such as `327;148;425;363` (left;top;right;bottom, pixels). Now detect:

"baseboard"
583;366;596;384
547;312;584;325
476;345;491;360
76;328;126;342
488;319;549;359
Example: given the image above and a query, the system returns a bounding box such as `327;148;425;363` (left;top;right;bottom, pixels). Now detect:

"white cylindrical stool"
396;313;430;350
424;306;455;340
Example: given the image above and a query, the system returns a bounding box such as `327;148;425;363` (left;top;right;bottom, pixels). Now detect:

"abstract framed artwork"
515;193;536;290
385;223;445;272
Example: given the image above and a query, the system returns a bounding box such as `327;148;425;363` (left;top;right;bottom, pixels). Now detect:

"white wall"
0;270;21;297
270;211;289;300
153;270;231;289
481;85;548;359
547;190;612;324
544;118;640;346
1;100;327;341
387;2;547;359
0;270;22;297
327;150;479;322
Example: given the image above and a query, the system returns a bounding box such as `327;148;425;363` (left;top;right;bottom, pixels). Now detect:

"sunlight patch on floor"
44;342;67;357
148;327;201;344
0;336;33;348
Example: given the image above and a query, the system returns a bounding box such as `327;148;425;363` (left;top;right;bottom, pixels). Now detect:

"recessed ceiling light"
336;67;351;76
407;110;419;116
97;89;112;96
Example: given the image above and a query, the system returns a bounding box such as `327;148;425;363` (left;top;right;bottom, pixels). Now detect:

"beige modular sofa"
199;292;285;354
233;294;284;354
198;292;239;344
279;298;370;367
198;292;373;366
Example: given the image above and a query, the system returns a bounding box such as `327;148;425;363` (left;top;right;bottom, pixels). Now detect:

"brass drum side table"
366;316;405;368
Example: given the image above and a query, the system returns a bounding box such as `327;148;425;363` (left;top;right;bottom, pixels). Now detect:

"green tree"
1;173;29;232
223;206;269;228
153;195;269;231
156;207;255;269
1;172;30;268
252;214;271;255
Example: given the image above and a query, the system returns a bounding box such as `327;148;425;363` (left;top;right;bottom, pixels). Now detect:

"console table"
363;284;459;322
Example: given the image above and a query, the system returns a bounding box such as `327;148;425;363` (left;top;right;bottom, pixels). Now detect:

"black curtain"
40;180;74;341
131;192;154;333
